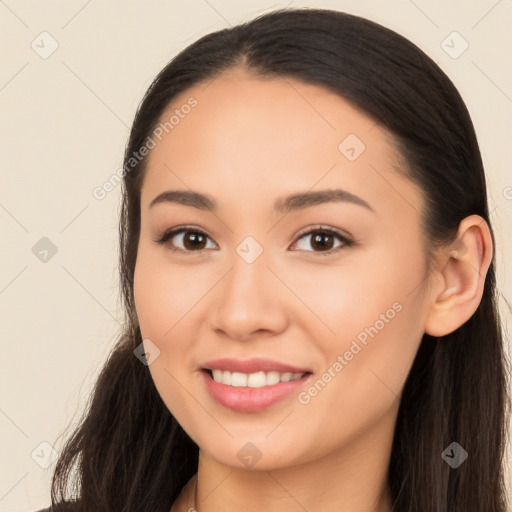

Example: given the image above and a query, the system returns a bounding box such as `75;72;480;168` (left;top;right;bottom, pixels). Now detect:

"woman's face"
134;68;434;470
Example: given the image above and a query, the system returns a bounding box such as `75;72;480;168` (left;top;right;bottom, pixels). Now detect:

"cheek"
291;242;426;378
133;252;162;338
286;254;420;341
294;294;424;455
133;250;200;425
298;250;427;414
133;245;202;339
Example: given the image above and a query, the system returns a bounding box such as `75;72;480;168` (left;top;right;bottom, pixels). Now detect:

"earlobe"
424;215;493;337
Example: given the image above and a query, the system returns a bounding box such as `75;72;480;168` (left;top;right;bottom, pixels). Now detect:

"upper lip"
202;358;312;374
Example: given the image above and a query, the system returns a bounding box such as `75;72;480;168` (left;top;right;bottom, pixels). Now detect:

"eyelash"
153;224;355;256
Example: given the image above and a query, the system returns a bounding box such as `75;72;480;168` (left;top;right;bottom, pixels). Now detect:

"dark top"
35;504;78;512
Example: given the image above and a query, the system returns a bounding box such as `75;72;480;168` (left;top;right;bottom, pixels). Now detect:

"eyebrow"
149;188;375;214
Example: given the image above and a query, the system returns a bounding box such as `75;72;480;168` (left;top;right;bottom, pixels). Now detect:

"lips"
199;357;313;412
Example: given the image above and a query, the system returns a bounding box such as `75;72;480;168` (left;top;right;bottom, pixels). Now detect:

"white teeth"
281;372;292;382
231;372;247;387
247;372;266;388
210;369;306;387
264;371;281;386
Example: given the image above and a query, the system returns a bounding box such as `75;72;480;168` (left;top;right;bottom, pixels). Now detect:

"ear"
424;214;493;337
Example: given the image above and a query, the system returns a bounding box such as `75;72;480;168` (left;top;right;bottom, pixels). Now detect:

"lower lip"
201;370;312;412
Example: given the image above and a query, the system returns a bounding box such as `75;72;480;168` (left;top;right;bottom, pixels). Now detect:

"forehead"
140;68;421;221
150;68;380;162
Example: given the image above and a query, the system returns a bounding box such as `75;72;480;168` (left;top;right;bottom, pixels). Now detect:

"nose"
208;247;289;341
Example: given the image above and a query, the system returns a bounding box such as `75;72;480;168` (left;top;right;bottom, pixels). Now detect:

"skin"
133;67;493;512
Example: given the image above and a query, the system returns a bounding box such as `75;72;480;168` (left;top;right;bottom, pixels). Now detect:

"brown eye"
181;231;208;250
154;226;217;253
310;232;336;251
291;227;354;255
154;225;354;256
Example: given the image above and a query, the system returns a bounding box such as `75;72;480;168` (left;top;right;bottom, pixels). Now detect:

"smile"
210;369;307;388
201;369;313;412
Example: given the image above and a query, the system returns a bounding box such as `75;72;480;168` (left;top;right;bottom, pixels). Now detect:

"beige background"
1;1;511;510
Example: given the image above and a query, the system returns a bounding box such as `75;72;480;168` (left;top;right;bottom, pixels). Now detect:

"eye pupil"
184;232;207;250
311;232;334;251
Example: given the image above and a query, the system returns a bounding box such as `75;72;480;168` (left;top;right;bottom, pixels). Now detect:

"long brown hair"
50;8;511;511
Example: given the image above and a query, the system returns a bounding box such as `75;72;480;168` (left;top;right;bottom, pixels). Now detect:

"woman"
39;7;510;512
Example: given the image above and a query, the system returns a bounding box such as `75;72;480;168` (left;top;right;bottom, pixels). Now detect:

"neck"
179;404;397;512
